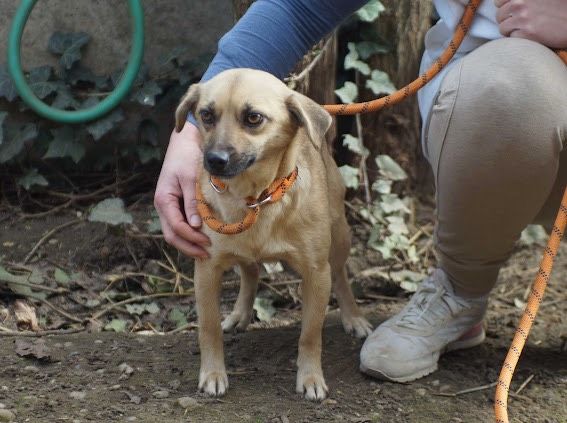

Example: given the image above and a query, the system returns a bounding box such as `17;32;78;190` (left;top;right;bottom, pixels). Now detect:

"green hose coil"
7;0;145;124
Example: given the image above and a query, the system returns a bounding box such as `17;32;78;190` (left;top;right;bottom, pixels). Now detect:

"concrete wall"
0;0;234;75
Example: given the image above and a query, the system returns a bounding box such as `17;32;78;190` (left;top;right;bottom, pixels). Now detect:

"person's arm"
155;0;367;258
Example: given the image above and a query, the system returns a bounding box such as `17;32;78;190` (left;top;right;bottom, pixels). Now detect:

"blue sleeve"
202;0;368;81
187;0;367;124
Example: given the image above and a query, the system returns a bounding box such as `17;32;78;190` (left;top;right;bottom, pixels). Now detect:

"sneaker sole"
359;324;486;383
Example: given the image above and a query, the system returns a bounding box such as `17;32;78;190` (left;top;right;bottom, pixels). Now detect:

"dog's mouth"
204;152;256;178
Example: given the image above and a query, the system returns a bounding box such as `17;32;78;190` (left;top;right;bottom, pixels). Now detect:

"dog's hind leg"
195;260;229;396
330;217;373;338
221;262;259;332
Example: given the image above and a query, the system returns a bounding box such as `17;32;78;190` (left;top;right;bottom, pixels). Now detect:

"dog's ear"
175;84;200;132
286;93;332;149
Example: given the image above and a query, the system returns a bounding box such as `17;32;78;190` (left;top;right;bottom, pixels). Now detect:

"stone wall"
0;0;233;75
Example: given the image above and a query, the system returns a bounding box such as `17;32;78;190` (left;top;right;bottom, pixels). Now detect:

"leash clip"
247;195;272;209
209;176;227;193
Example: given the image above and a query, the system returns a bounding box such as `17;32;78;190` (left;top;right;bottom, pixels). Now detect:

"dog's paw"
199;370;229;396
221;311;252;333
296;372;328;401
341;314;373;339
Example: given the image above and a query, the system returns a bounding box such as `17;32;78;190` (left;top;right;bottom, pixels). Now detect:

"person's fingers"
493;0;511;9
181;177;203;229
161;224;209;259
155;190;210;245
495;0;516;24
498;16;522;37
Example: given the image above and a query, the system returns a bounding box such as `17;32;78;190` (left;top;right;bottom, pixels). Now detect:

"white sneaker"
360;268;487;382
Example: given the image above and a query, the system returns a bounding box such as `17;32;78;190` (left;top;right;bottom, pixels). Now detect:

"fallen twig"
24;219;83;264
515;374;534;395
39;298;83;324
91;291;195;321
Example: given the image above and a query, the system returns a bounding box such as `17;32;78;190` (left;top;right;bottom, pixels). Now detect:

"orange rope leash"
494;190;567;423
323;0;482;115
196;167;298;235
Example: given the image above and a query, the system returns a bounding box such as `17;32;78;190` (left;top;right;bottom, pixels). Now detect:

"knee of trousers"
429;37;567;178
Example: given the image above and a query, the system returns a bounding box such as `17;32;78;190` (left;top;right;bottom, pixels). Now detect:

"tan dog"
175;69;372;400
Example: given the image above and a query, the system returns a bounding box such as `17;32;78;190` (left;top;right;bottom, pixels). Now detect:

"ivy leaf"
344;43;371;75
48;32;91;69
520;225;548;246
17;168;49;191
386;215;409;235
379;194;410;214
375;155;407;181
65;65;108;89
104;319;127;332
366;70;396;96
168;308;188;329
355;41;390;60
371;179;392;194
132;80;162;106
88;198;133;226
43;127;85;163
0;123;38;163
0;65;18;101
253;297;276;322
54;268;71;286
342;134;369;157
335;81;358;103
125;302;160;315
157;46;187;68
86;108;124;141
0;266;47;300
0;112;7;145
356;0;386;22
137;145;161;164
51;86;80;110
339;165;360;189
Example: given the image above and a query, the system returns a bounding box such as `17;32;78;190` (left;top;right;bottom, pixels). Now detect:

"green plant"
335;1;429;285
0;31;211;191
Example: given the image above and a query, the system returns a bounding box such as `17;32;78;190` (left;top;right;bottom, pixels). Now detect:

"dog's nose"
205;150;230;171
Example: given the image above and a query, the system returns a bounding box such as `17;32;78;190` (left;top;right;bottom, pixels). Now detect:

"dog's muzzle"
204;147;256;178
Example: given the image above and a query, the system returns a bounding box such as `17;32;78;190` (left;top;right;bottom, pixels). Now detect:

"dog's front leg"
295;261;332;401
194;259;228;396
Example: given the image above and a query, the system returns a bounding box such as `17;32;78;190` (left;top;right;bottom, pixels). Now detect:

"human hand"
495;0;567;49
154;123;211;259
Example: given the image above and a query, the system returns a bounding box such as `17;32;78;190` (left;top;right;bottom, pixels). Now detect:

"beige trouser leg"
425;38;567;296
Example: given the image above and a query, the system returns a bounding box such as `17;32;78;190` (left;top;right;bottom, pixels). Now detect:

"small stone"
126;418;137;422
280;416;290;423
79;408;88;414
24;365;39;373
0;409;15;422
322;399;337;406
415;388;427;396
94;340;103;344
0;404;5;409
177;397;198;409
152;390;169;399
63;342;73;348
118;363;134;375
69;391;86;401
109;384;121;391
431;379;440;387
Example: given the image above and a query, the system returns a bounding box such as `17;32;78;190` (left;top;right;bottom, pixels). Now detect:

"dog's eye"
244;112;263;126
200;110;215;125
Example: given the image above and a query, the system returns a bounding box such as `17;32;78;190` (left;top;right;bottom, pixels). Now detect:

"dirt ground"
0;204;566;423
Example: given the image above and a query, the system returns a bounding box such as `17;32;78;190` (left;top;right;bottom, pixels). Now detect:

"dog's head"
174;69;332;178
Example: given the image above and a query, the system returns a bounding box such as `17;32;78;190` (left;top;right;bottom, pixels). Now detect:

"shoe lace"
397;275;470;330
